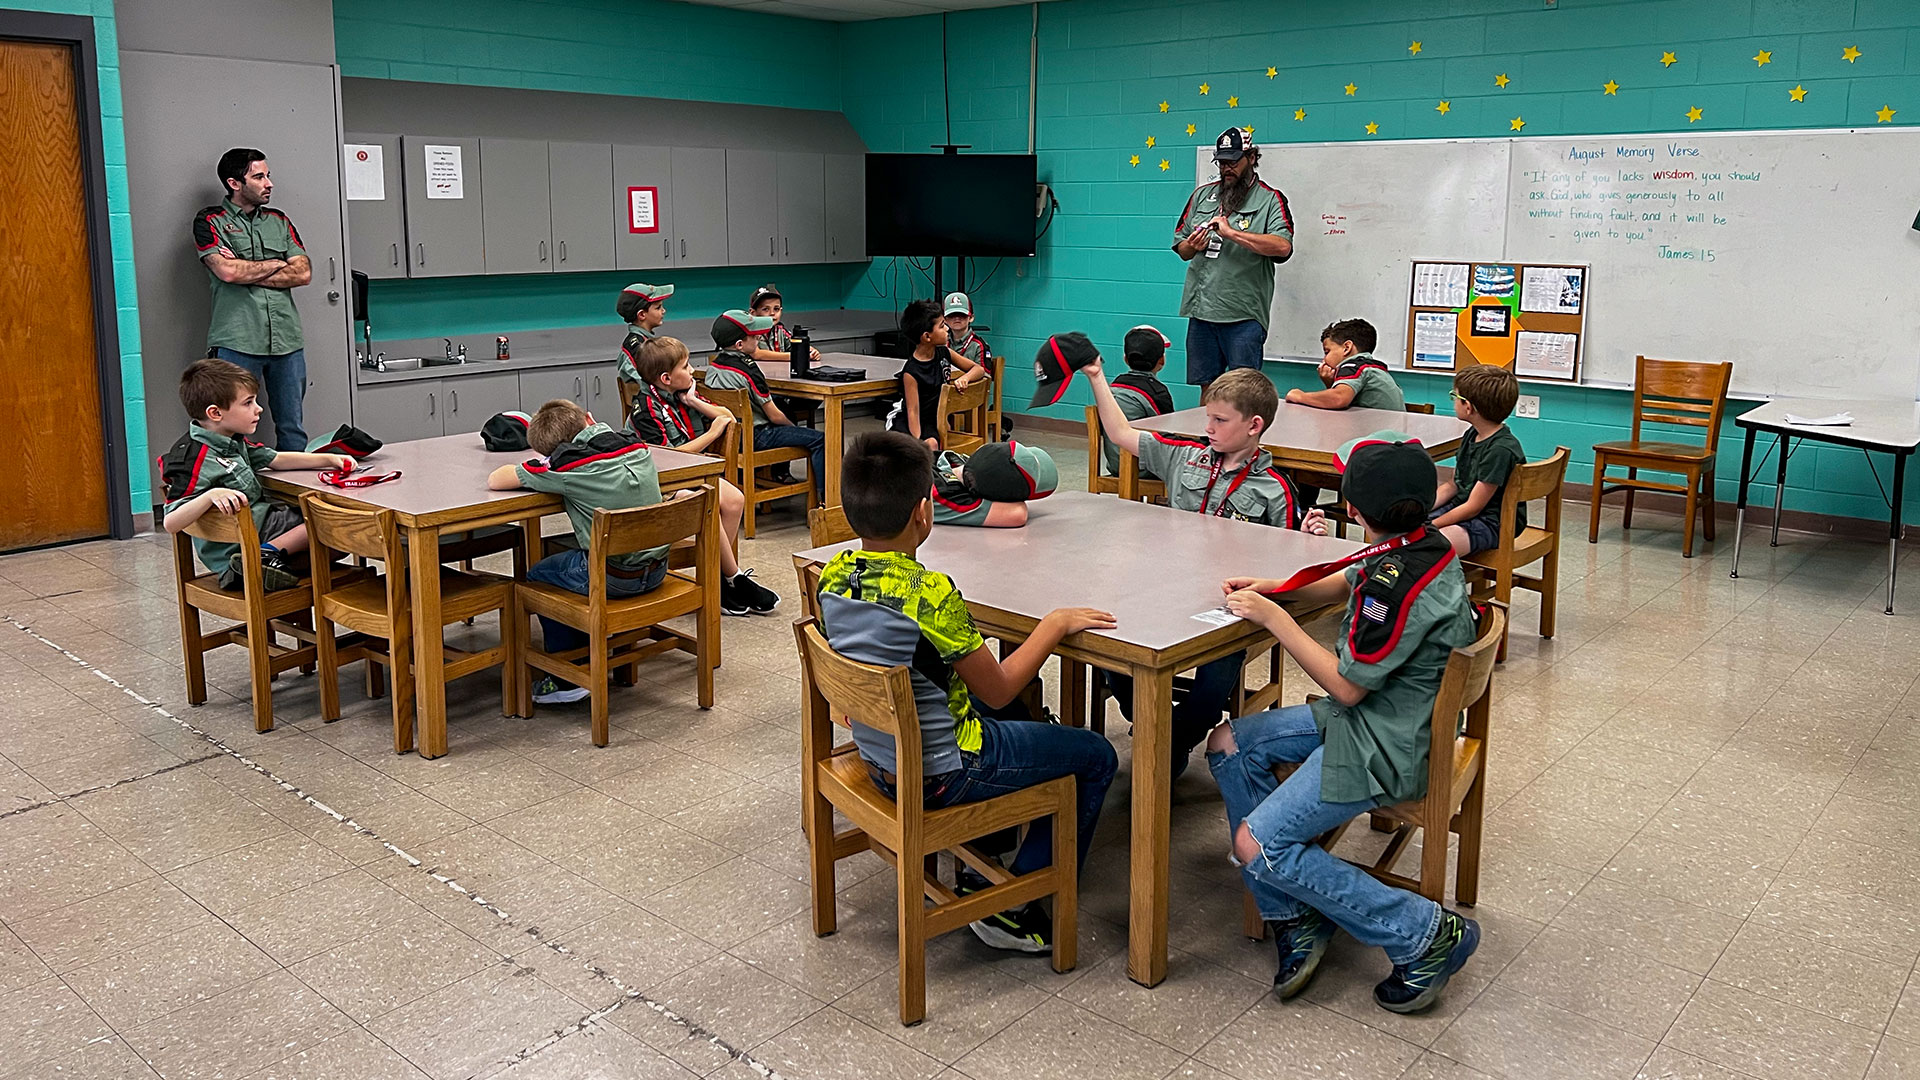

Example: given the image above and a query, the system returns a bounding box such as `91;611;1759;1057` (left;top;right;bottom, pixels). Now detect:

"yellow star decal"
1344;82;1358;96
1159;159;1171;171
1409;40;1422;55
1659;51;1677;67
1199;82;1211;95
1789;84;1808;102
1227;95;1239;108
1685;105;1703;123
1494;73;1510;88
1436;100;1451;115
1364;121;1379;135
1186;123;1197;135
1145;135;1156;148
1242;125;1254;135
1753;49;1772;66
1510;116;1525;131
1293;108;1307;121
1128;154;1140;167
1602;79;1619;95
1158;101;1169;113
1878;104;1898;123
1843;45;1862;63
1266;66;1277;79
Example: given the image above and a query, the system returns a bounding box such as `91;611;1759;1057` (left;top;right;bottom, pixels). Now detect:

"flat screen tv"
865;153;1037;258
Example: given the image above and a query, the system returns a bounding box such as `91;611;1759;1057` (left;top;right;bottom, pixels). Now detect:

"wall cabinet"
345;133;407;279
442;372;522;435
674;147;728;268
613;144;673;271
401;135;485;277
480;138;553;275
518;365;592;413
776;152;825;264
824;153;866;263
549;141;615;272
354;371;522;442
725;149;779;266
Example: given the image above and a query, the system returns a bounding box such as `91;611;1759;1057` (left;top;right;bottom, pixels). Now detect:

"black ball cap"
1337;436;1437;523
1028;332;1101;408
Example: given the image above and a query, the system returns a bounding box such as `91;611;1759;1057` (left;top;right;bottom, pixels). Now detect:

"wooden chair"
301;493;519;754
1241;605;1504;939
172;510;353;733
517;486;720;746
984;354;1007;440
618;377;641;428
1084;407;1167;503
1404;401;1436;415
1463;447;1569;661
796;617;1077;1025
702;383;816;539
1588;355;1733;558
938;379;991;455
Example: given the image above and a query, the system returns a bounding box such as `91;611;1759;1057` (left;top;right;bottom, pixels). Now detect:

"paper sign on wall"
343;144;384;201
1514;330;1579;380
1412;312;1457;369
628;186;659;233
425;144;464;199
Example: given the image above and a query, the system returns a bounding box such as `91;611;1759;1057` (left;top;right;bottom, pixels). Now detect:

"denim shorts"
1432;505;1499;554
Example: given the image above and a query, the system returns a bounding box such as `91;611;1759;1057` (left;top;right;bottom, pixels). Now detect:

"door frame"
1;12;134;540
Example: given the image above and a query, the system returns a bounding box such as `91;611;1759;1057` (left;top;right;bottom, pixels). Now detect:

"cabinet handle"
559;239;567;262
450;388;458;413
574;376;584;397
831;237;836;256
784;238;789;257
539;240;548;263
680;239;686;258
417;243;425;266
594;375;602;395
769;236;775;257
391;242;400;266
663;238;670;259
428;392;435;417
328;256;336;281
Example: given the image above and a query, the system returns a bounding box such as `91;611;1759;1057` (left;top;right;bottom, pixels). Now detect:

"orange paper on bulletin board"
1405;261;1588;382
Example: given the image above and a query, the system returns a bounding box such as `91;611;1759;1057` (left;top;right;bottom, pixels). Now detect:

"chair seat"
1592;439;1714;463
517;569;705;633
1368;737;1484;825
1464;527;1555;571
322;567;511;628
183;562;370;621
818;750;1067;854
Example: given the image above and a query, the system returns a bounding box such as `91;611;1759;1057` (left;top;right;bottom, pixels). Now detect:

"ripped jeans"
1207;704;1439;965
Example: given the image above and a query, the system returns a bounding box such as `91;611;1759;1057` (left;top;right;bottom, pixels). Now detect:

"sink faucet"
443;338;456;362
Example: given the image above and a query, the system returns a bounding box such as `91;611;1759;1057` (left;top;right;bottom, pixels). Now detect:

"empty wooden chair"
796;617;1077;1025
302;493;519;754
516;486;720;746
1404;401;1437;415
1463;447;1569;660
1085;406;1167;503
701;383;816;538
1588;355;1733;557
938;378;991;455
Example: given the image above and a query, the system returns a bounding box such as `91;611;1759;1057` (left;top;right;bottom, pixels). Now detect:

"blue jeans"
215;347;307;451
526;549;667;688
1184;319;1266;387
1104;650;1244;780
1209;704;1440;964
755;423;827;497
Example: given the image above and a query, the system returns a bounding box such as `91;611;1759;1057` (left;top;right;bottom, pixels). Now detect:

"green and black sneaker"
1374;910;1479;1014
1269;909;1334;999
956;873;1051;954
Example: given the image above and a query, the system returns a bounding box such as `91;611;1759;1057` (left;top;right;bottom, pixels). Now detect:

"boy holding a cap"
703;309;827;496
1212;434;1479;1013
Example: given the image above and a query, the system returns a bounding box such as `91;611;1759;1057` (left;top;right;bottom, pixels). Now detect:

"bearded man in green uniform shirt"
1173;128;1295;397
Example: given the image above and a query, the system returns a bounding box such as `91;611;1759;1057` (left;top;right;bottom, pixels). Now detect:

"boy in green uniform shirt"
1101;325;1177;479
613;282;673;386
487;398;675;704
930;441;1059;529
1430;365;1528;556
1287;319;1406;412
702;309;827;496
1213;434;1479;1013
161;359;353;591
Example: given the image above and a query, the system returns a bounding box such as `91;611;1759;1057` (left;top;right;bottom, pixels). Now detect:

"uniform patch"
1374;559;1403;589
1361;596;1391;623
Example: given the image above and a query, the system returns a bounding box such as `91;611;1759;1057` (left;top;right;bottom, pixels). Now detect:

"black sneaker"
719;574;753;617
969;901;1052;954
770;465;798;485
1269;909;1334;1000
1374;910;1479;1014
236;549;301;592
733;569;779;614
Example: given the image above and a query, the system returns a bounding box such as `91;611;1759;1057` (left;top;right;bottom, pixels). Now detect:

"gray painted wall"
115;0;334;65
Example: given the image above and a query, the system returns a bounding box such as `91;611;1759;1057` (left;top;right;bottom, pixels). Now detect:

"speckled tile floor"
4;425;1920;1080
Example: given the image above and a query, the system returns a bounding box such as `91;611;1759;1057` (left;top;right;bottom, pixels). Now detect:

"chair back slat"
591;485;712;562
797;559;826;621
183;510;248;545
299;493;396;562
1423;604;1504;803
794;618;922;781
1085;406;1104;488
1404;401;1437;416
940;380;990;452
809;506;855;547
1630;355;1733;445
1506;446;1570;506
699;384;749;473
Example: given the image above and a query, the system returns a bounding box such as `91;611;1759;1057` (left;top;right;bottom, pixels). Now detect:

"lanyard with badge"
1198;454;1256;517
1256;527;1435;595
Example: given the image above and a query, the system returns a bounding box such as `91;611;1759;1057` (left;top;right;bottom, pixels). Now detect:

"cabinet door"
725;149;778;266
586;369;621;423
613;145;675;271
823;153;867;263
480;138;553;275
401;136;485;277
345;133;407;279
549;141;614;273
355;380;443;441
671;147;727;268
519;365;591;412
776;152;825;264
442;372;523;435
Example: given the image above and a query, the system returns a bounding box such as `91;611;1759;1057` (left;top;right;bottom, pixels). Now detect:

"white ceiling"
678;0;1055;22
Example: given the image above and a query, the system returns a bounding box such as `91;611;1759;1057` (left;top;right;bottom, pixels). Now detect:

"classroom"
1;0;1917;1076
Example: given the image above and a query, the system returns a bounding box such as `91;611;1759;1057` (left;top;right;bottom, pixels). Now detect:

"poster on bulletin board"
1404;260;1587;382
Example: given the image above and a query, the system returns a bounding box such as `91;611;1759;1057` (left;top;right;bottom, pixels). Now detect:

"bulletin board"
1403;261;1589;382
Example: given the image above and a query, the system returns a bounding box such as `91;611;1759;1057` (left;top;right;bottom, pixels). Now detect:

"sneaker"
235;549;301;592
733;569;779;615
770;465;798;485
719;574;753;617
969;902;1053;954
1269;909;1334;1000
531;675;591;705
1374;910;1479;1014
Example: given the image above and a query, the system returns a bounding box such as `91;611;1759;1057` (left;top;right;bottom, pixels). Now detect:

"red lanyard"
1199;454;1256;518
1263;527;1432;594
655;394;693;441
319;468;401;487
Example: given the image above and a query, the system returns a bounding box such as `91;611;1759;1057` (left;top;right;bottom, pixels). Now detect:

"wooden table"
1120;403;1471;501
794;490;1362;987
750;352;903;507
265;433;724;758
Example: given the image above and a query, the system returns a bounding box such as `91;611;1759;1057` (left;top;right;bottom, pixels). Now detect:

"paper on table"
343;144;384;201
1412;311;1456;369
1784;412;1854;426
1191;606;1241;627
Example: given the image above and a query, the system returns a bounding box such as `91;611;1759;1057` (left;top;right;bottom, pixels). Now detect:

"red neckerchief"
1198;452;1257;518
1262;527;1436;594
652;390;694;442
319;468;400;487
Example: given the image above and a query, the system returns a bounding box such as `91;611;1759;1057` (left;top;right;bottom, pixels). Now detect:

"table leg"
1769;432;1790;547
1889;451;1906;616
409;526;449;758
1730;426;1756;579
1126;664;1174;988
1060;659;1087;729
823;397;844;507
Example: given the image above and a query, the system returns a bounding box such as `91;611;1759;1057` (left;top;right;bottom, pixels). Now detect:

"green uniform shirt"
514;423;669;571
1137;434;1299;528
615;325;656;385
931;451;994;527
1332;355;1406;412
193;199;307;356
1104;371;1176;478
159;424;282;575
702;350;775;426
1310;546;1476;804
1174;179;1294;328
1449;424;1528;535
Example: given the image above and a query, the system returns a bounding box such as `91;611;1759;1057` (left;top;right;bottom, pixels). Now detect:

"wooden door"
0;39;109;550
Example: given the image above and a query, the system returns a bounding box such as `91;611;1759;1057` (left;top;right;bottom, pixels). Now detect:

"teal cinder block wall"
838;0;1920;529
7;0;147;507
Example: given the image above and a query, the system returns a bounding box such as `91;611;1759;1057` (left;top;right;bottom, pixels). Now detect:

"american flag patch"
1361;596;1391;623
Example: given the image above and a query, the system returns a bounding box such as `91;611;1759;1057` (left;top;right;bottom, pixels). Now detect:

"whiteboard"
1202;129;1920;397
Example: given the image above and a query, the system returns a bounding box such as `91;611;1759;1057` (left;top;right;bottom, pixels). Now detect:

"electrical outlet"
1516;394;1541;419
